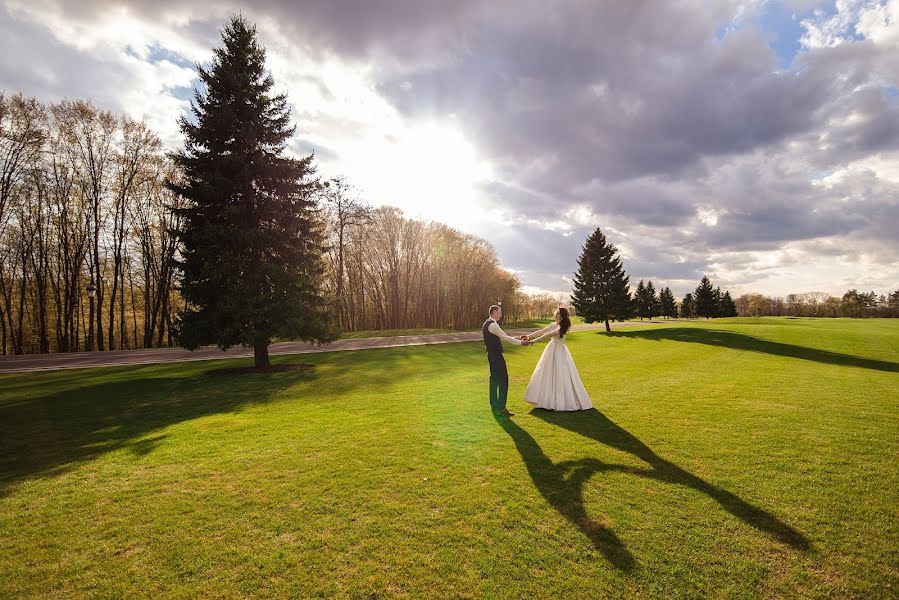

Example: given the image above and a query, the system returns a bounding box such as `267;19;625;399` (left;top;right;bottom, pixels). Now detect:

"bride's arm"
529;323;556;338
530;323;560;343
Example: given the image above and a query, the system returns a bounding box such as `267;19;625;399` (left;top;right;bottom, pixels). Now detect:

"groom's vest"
483;319;503;358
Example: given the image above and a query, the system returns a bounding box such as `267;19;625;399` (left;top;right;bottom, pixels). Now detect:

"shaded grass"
1;318;896;598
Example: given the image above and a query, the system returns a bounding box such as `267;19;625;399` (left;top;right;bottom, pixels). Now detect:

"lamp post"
86;282;96;351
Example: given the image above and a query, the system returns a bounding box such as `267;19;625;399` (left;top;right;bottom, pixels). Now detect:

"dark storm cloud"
12;0;498;59
375;8;838;182
575;181;698;228
703;203;868;251
4;0;897;294
489;221;590;275
0;9;126;105
361;2;899;274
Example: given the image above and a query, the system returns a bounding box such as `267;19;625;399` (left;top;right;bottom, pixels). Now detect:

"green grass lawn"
1;318;897;598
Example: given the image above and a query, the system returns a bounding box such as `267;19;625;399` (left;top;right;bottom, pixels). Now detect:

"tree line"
735;290;899;318
570;227;739;330
319;177;570;332
0;82;551;357
0;91;541;356
678;276;738;319
0;92;183;355
569;226;899;325
5;15;895;359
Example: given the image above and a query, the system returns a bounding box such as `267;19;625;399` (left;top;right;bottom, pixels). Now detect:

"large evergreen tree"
571;227;632;332
170;16;334;367
694;276;717;319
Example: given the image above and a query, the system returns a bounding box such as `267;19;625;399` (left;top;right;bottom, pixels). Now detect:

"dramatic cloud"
2;0;897;297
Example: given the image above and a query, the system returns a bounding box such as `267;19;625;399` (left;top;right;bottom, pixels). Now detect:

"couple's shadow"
494;408;810;570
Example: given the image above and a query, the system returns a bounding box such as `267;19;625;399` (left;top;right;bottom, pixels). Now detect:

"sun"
342;119;494;231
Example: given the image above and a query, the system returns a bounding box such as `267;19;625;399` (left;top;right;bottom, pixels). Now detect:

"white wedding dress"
523;323;593;411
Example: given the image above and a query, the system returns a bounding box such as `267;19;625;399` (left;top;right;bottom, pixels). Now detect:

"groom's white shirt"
487;318;523;345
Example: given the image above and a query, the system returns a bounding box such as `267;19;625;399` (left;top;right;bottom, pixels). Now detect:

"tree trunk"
253;334;270;368
605;318;611;333
143;260;154;347
336;219;345;329
15;259;28;355
37;285;49;353
119;259;126;349
156;285;168;347
165;308;173;347
87;297;95;351
95;288;105;350
75;294;83;352
108;258;118;350
92;206;106;351
129;266;139;349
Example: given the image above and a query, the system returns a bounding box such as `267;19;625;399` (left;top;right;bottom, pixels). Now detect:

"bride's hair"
558;307;571;338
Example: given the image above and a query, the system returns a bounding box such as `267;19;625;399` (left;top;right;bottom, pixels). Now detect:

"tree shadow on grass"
494;413;637;570
0;365;319;498
608;327;898;372
0;341;490;498
532;409;811;552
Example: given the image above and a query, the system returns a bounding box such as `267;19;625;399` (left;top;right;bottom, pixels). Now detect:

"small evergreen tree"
647;281;661;319
721;290;738;317
660;286;677;318
634;280;646;320
680;292;694;318
170;16;335;367
694;276;716;319
713;286;723;317
571;227;632;332
889;290;899;318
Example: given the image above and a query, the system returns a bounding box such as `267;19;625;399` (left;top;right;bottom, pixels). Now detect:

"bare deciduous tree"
0;93;185;355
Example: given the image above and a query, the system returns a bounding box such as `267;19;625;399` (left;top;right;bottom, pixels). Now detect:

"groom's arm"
488;321;524;345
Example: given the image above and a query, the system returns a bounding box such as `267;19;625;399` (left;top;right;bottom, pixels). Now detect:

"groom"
483;304;532;416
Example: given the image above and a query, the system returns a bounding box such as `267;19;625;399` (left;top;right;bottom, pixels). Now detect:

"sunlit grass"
1;318;896;598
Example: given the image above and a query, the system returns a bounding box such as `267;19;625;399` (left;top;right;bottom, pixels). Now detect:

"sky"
1;0;897;299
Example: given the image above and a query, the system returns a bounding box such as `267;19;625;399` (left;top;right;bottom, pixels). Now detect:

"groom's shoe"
496;409;515;416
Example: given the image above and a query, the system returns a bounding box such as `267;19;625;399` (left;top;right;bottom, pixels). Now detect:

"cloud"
1;0;897;298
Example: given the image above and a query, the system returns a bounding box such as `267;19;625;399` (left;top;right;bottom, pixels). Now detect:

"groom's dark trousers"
483;319;509;412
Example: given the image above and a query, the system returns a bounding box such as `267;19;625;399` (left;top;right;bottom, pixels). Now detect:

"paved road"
0;321;662;373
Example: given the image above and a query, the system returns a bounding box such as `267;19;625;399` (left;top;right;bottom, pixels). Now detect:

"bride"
521;307;593;411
